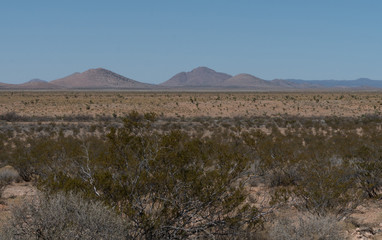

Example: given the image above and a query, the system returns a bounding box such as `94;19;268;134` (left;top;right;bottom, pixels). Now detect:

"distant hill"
51;68;155;89
222;74;271;87
0;79;60;89
161;67;232;87
161;68;314;90
222;74;317;90
287;78;382;88
17;79;61;89
0;68;156;90
0;82;12;88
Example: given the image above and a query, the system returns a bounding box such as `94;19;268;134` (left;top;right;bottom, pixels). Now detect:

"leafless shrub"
0;166;20;195
1;192;128;240
0;166;20;183
269;213;344;240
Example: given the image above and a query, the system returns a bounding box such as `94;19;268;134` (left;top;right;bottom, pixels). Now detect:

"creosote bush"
2;111;382;238
37;111;263;239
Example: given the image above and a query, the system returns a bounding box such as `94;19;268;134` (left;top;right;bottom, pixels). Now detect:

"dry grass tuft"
269;213;345;240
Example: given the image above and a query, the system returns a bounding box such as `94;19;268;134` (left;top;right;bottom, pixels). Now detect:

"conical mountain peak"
51;68;154;89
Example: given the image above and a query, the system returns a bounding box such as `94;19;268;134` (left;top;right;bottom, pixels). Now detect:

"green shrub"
292;159;359;217
4;111;382;238
40;111;263;239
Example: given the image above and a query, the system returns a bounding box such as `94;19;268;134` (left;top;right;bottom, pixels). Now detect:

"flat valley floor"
1;91;382;118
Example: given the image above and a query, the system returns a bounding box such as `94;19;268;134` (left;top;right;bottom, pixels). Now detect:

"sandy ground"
347;201;382;239
0;182;38;225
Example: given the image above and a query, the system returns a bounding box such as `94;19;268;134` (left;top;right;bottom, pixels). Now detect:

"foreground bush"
39;111;262;239
1;192;128;240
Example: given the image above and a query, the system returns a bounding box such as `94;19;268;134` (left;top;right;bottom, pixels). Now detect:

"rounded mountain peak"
85;68;110;73
50;68;152;89
191;66;216;73
161;67;232;87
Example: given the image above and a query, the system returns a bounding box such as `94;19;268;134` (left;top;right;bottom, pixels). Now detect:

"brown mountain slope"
51;68;155;89
161;68;313;90
161;67;232;87
16;79;61;89
0;79;61;89
222;74;275;89
222;74;321;90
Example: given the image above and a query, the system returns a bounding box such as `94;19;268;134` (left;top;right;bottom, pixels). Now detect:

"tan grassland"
1;91;382;118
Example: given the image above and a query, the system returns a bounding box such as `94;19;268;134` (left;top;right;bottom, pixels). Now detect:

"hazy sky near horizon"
1;1;382;84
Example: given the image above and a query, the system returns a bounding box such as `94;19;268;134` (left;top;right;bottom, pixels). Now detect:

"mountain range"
1;67;382;90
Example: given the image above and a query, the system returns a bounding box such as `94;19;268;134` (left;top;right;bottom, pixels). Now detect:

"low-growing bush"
269;213;344;240
0;165;19;183
0;112;23;122
2;111;382;238
40;111;263;239
0;165;20;195
1;192;128;240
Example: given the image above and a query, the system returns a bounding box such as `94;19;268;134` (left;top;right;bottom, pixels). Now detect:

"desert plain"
1;90;382;239
1;91;382;118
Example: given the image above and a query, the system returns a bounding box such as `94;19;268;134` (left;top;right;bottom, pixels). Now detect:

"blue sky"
1;1;382;84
